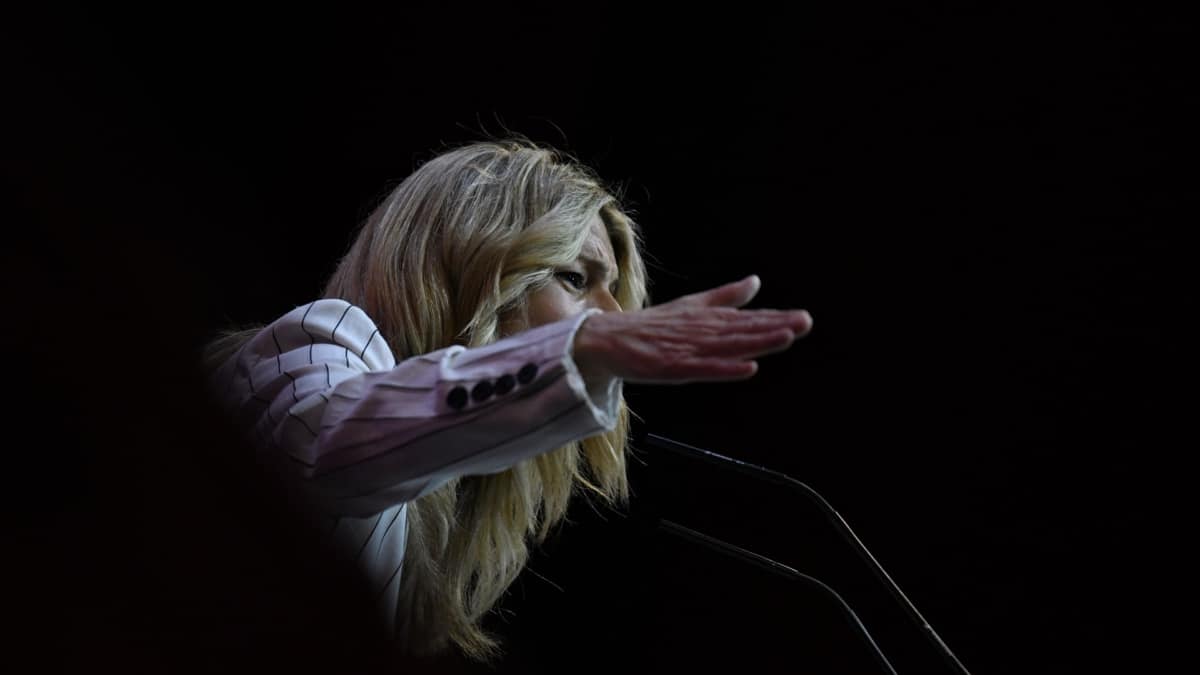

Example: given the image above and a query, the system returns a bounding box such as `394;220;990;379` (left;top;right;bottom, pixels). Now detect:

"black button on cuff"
495;374;515;395
517;363;538;384
446;386;469;410
471;380;494;402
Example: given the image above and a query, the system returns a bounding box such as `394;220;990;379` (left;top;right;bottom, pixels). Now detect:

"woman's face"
501;214;622;335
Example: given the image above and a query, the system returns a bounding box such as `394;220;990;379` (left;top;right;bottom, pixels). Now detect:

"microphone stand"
656;518;899;675
641;433;972;675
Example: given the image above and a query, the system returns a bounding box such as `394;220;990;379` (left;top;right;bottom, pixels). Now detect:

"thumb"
678;274;761;308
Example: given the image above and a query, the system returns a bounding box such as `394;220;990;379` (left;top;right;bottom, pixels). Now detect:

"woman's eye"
557;271;587;290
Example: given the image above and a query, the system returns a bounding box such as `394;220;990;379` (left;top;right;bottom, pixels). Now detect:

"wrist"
572;313;611;382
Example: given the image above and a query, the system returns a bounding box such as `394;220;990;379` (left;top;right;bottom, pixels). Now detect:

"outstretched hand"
572;275;812;385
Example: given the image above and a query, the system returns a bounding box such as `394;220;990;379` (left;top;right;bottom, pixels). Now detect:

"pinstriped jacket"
208;298;622;634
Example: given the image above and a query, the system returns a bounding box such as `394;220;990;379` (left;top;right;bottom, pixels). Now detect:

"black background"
5;2;1187;673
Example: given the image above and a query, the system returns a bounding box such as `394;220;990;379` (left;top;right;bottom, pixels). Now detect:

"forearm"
303;311;620;513
219;301;621;517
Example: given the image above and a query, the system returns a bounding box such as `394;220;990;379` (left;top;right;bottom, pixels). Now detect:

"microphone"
640;433;972;675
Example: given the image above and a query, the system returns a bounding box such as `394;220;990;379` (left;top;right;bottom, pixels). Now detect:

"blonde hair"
206;138;648;663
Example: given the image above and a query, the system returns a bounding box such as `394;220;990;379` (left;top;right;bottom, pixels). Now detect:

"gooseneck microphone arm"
643;433;972;675
657;518;900;675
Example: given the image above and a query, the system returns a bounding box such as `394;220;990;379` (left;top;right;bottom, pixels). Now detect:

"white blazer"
208;298;622;633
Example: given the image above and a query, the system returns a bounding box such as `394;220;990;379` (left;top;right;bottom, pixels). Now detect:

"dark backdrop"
5;3;1186;673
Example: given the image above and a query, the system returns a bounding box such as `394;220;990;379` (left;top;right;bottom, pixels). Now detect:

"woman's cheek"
525;285;579;328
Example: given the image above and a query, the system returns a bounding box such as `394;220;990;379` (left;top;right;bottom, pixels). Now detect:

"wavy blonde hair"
206;138;648;663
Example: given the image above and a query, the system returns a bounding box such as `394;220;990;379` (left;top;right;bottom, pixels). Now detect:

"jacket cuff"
562;308;622;431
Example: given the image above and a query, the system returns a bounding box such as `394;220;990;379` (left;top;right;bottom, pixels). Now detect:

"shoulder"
242;299;396;371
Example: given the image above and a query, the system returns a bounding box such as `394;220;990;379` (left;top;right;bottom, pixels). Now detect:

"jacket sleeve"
211;299;620;517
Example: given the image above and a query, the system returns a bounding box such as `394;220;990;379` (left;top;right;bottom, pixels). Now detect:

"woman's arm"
574;275;812;383
212;276;811;517
213;300;617;517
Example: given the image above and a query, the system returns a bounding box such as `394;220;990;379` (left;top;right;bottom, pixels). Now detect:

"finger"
770;308;812;336
727;308;813;334
638;358;758;384
686;359;758;382
797;310;813;336
686;328;796;359
680;308;811;334
673;274;761;309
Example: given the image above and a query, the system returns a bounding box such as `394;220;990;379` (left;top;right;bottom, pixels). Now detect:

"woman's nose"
593;288;622;313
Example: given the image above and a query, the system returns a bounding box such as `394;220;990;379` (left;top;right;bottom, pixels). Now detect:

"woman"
204;139;812;664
